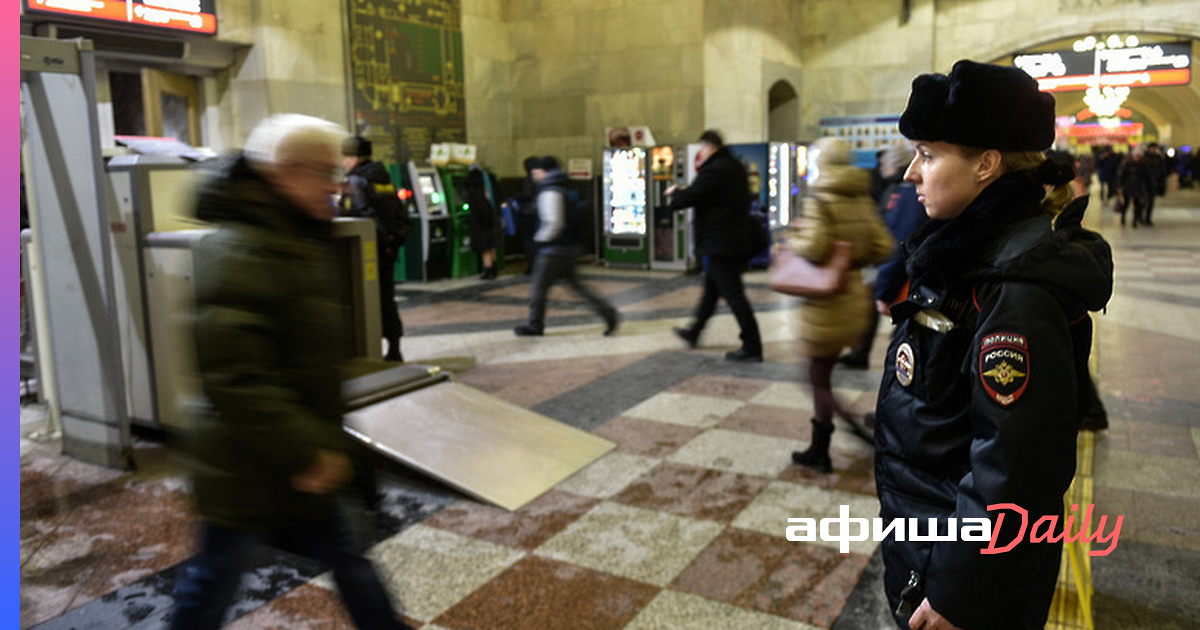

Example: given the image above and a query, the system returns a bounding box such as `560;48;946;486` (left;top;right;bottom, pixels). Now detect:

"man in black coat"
340;135;406;360
667;130;763;361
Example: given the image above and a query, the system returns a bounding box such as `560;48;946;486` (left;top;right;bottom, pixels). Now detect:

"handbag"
768;240;853;298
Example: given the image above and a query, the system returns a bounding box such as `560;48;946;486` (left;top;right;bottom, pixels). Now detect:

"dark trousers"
380;251;403;346
527;253;616;331
1129;193;1151;225
689;255;762;353
170;502;407;630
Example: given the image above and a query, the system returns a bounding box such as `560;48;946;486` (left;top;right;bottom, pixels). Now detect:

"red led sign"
25;0;217;35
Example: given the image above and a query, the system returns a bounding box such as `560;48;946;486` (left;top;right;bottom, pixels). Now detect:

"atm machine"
601;147;650;267
404;161;452;281
646;145;695;272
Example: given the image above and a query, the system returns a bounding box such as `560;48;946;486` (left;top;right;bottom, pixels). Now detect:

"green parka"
783;160;894;358
186;154;355;528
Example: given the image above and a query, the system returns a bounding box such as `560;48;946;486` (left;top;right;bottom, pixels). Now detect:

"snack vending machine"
601;147;650;267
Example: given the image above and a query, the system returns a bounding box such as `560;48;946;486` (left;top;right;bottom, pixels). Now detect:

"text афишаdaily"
786;504;1122;556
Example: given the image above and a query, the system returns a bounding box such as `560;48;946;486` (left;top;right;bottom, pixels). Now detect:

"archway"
768;80;799;142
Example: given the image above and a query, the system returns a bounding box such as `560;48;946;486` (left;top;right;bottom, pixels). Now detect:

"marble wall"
170;0;1199;175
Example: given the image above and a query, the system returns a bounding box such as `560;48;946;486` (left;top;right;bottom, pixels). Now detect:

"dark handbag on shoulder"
768;240;853;298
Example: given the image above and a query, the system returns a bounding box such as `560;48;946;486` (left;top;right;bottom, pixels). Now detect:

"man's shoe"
604;311;620;336
725;348;763;362
673;327;699;349
513;325;543;337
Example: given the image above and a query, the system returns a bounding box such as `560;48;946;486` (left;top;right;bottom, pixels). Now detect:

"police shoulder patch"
979;333;1029;406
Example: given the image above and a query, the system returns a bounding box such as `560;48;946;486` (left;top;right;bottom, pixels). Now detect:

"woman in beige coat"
785;137;894;472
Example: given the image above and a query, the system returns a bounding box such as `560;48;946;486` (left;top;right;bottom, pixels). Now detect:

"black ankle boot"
792;419;834;473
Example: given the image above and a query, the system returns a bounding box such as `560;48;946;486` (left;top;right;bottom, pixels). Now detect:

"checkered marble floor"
249;371;880;630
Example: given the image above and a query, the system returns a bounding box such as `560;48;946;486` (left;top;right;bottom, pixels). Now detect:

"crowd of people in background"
1091;142;1196;227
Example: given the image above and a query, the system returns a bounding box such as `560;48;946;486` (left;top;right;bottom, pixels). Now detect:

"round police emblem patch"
979;333;1029;406
895;342;915;387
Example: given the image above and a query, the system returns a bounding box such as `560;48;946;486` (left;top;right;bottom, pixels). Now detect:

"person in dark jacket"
514;156;619;336
515;155;542;274
873;148;929;315
341;135;406;360
1116;147;1151;227
171;114;411;630
877;61;1113;630
667;130;764;361
461;166;501;279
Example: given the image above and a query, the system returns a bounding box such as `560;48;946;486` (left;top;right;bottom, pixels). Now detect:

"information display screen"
1015;41;1191;92
23;0;218;36
607;148;647;236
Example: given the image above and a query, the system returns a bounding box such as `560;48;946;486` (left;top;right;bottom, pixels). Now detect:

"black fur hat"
899;60;1057;151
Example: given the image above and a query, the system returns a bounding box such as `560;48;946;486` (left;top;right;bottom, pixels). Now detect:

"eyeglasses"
291;162;345;182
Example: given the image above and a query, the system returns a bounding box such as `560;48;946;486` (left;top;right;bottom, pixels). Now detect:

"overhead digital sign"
1014;41;1191;92
24;0;217;35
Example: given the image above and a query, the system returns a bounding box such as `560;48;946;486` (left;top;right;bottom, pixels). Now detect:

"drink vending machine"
726;142;799;267
601;147;650;267
647;145;696;272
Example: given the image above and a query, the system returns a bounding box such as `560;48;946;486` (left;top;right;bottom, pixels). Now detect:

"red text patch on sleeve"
979;333;1029;406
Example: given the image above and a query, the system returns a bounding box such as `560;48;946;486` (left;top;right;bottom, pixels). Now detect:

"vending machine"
601;147;650;267
405;161;452;281
647;145;695;272
727;142;798;267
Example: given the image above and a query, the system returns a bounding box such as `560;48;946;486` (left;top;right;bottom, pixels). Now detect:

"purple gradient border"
9;5;24;626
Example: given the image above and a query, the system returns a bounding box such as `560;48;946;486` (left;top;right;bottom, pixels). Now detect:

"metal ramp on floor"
341;364;614;511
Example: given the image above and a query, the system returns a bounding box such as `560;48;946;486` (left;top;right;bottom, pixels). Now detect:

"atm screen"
418;175;439;204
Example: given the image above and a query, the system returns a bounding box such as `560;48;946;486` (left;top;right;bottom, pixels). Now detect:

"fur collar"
905;172;1044;290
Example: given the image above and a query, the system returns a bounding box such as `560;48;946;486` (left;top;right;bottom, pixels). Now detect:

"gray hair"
881;144;915;176
243;113;346;170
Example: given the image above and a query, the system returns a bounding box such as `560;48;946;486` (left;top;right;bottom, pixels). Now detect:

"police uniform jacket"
874;172;1113;629
187;154;359;529
668;146;755;258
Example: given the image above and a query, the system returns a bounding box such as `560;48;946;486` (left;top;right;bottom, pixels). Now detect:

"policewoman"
874;60;1113;630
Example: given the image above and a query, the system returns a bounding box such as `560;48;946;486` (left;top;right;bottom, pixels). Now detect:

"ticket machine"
405;161;452;281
